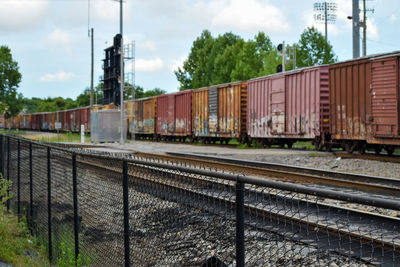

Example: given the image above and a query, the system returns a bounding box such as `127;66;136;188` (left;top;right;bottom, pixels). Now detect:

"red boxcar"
247;65;329;148
329;52;400;154
156;90;192;140
80;107;91;132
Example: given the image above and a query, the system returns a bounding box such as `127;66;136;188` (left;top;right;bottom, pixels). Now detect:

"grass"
292;141;315;150
18;132;91;143
0;178;49;266
308;152;326;157
0;210;49;267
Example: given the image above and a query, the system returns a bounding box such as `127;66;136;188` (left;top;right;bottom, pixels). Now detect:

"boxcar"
132;97;157;139
156;90;192;141
192;81;247;144
22;114;32;130
247;65;329;148
329;52;400;154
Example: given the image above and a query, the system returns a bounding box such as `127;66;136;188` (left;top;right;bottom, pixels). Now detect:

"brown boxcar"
40;113;49;131
192;81;247;143
132;97;157;138
22;114;32;129
31;114;40;130
329;52;400;154
80;107;91;132
156;90;192;140
247;66;329;148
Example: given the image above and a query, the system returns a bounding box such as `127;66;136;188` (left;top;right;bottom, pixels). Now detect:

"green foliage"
297;26;337;68
76;84;104;107
0;46;23;118
21;82;163;114
176;30;277;89
0;175;12;205
176;28;337;88
0;175;48;266
57;242;90;267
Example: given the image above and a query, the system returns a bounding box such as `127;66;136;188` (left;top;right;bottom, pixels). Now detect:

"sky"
1;0;400;100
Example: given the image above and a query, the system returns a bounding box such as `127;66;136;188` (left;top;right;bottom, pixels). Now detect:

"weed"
308;152;325;157
57;242;91;267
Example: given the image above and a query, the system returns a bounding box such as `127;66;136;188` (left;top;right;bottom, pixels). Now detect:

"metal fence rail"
1;134;400;266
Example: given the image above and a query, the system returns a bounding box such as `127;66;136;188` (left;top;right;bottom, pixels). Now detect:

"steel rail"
135;152;400;197
333;151;400;163
73;157;400;264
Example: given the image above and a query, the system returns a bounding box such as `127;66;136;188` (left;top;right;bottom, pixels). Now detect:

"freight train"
4;51;400;155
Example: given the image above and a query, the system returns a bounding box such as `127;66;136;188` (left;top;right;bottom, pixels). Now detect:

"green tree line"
175;27;336;90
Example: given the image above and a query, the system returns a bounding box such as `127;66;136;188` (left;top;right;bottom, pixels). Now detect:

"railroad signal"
277;42;285;73
102;34;122;106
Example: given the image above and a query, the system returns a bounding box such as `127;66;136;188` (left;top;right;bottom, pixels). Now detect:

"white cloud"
47;29;71;53
367;18;378;40
390;14;397;24
135;58;164;72
170;56;186;72
92;1;133;22
138;41;157;52
39;71;75;83
202;0;290;33
0;0;50;31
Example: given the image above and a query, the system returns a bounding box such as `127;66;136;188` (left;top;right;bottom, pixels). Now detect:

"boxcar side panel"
193;89;209;137
371;57;399;137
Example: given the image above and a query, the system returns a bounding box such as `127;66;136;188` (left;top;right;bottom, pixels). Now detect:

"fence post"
29;143;33;231
47;147;52;262
72;153;80;261
236;180;245;267
122;160;130;267
6;136;10;211
17;139;20;222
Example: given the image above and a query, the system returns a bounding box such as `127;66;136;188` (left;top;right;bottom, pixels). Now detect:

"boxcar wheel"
315;141;323;151
358;143;366;155
386;146;395;156
344;142;355;153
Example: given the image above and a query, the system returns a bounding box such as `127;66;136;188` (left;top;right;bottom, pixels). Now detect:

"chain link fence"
1;134;400;266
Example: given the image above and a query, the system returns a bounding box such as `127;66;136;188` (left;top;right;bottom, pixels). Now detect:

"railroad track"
74;154;400;265
134;151;400;198
332;151;400;163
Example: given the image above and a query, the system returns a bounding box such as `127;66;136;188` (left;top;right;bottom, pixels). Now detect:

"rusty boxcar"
156;90;192;141
132;97;157;139
329;52;400;154
192;81;247;144
247;65;329;148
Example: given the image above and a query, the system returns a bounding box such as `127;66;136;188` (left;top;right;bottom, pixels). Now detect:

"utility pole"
363;0;366;56
119;0;125;145
90;28;94;108
352;0;360;58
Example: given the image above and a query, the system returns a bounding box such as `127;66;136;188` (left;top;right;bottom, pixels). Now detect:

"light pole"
313;2;337;42
117;0;124;145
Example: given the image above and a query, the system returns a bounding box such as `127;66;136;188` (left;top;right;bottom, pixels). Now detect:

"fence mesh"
77;154;125;266
1;135;400;266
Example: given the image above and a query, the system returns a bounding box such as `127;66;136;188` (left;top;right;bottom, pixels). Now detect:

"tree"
0;46;23;118
76;85;103;107
297;27;337;68
175;30;276;88
143;88;166;98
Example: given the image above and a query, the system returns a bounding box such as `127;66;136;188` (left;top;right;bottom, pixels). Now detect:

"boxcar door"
208;87;218;135
270;77;286;134
167;95;175;134
371;57;399;137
